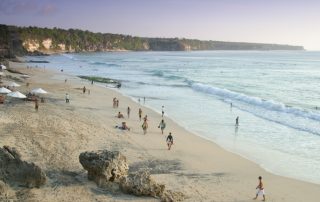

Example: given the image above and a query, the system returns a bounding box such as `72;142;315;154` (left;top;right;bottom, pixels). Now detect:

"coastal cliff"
0;24;304;58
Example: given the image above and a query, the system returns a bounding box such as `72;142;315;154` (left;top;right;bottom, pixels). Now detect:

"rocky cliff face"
0;24;304;58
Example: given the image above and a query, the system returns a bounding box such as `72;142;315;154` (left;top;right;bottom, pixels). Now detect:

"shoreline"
1;61;319;201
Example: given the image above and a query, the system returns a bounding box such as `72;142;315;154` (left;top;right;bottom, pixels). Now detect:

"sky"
0;0;319;50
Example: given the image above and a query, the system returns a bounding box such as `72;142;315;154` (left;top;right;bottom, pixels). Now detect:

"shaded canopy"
8;82;21;87
7;91;26;99
31;88;48;94
0;87;11;94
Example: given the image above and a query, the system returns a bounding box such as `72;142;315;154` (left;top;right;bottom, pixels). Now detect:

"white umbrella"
21;74;30;78
0;87;12;94
31;88;48;94
0;65;7;70
8;82;21;87
7;91;26;99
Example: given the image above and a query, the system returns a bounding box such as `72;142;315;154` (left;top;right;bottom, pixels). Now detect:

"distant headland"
0;24;304;58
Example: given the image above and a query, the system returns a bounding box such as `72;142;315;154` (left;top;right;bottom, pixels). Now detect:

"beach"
0;61;319;202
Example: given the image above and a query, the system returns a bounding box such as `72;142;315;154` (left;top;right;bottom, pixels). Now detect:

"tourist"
142;120;148;134
116;99;119;108
127;106;131;118
143;115;148;122
113;97;116;108
65;93;70;103
83;86;86;94
117;112;124;118
116;122;130;131
139;108;142;121
166;132;173;150
138;98;140;103
35;99;39;111
253;176;266;201
235;116;239;126
91;80;94;85
162;106;164;117
158;119;166;134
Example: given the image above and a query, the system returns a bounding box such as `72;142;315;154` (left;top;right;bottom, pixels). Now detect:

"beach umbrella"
21;74;30;78
0;65;7;70
8;82;21;87
7;91;26;99
31;88;48;94
0;87;11;94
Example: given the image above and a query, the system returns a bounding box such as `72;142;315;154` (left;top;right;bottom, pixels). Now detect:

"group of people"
113;98;173;150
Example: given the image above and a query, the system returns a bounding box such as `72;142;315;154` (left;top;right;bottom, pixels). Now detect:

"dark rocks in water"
79;150;129;186
27;60;49;63
27;51;49;56
0;146;46;188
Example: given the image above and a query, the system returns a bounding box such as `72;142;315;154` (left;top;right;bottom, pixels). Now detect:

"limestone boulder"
79;150;128;186
119;170;165;198
0;146;46;188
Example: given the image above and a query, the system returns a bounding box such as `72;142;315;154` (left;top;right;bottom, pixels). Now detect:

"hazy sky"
1;0;319;50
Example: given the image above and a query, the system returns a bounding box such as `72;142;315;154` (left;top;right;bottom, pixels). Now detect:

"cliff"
0;24;304;58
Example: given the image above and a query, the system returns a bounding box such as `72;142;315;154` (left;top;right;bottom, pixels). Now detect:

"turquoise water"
28;51;320;184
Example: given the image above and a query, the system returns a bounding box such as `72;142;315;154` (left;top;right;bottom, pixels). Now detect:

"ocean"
27;51;320;184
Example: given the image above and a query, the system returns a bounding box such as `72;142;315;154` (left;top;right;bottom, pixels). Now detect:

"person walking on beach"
116;99;119;108
127;106;131;118
91;80;94;85
143;115;148;122
35;99;39;112
158;119;166;134
142;119;148;135
162;106;164;117
138;98;141;103
83;86;86;94
65;93;70;103
113;97;117;108
253;176;266;201
166;132;173;150
139;108;142;121
235;116;239;126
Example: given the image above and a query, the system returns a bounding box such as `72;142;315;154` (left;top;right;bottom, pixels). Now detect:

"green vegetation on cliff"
0;24;304;58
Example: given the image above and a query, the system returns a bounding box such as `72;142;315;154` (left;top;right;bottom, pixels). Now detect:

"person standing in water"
158;119;166;134
235;116;239;126
162;106;164;117
166;132;173;150
127;106;131;118
253;176;266;201
138;108;142;121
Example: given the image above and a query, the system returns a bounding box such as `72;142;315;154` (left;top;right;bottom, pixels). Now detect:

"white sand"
0;61;319;202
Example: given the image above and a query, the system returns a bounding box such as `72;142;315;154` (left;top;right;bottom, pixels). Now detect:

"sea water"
27;51;320;184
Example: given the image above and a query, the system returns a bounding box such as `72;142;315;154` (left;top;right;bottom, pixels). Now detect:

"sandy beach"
0;61;319;202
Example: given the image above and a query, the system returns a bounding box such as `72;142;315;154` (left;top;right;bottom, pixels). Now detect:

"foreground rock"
0;180;16;201
0;146;46;188
120;170;184;202
79;150;129;186
80;150;184;201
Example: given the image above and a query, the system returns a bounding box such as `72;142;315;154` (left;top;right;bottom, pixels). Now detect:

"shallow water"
27;51;320;184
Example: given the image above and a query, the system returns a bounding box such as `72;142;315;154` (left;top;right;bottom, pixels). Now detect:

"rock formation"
119;170;165;197
80;150;184;201
79;150;129;186
120;170;184;202
0;146;46;188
